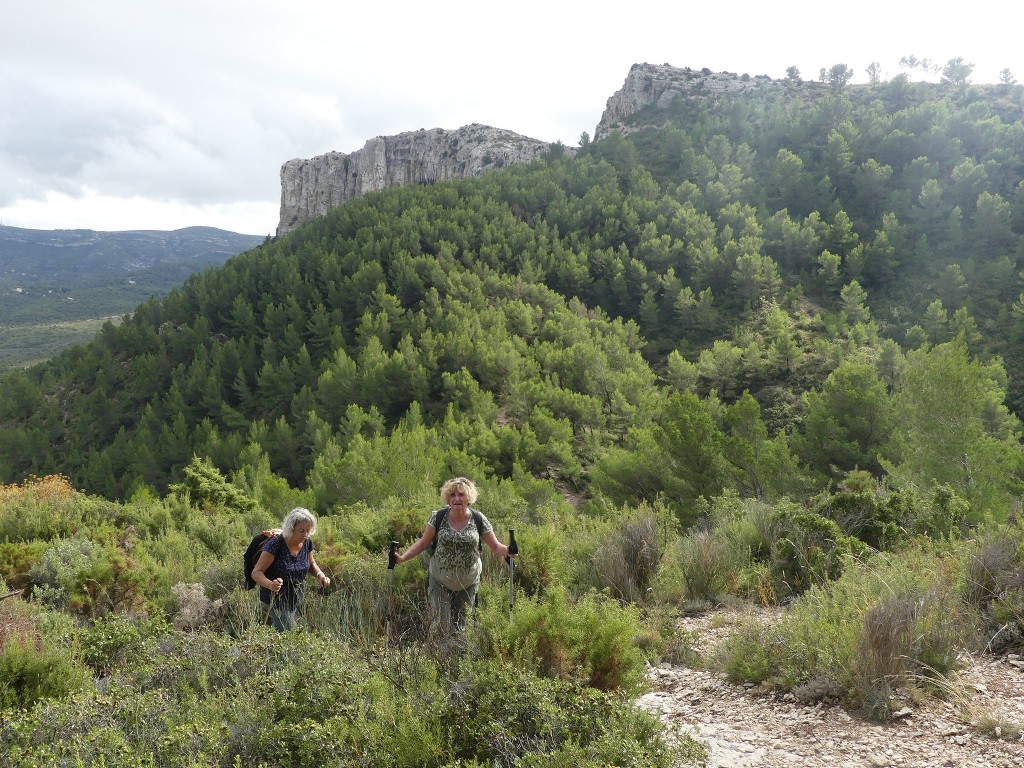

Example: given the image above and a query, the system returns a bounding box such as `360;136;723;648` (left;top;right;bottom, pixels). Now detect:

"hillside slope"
0;226;265;369
1;66;1023;517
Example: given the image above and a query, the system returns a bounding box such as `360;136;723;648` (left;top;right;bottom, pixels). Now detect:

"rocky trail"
638;611;1024;768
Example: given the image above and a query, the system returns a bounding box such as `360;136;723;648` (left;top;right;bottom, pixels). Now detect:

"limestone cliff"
594;62;778;141
277;124;568;236
277;64;786;236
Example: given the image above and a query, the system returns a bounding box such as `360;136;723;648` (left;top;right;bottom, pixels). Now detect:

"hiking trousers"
427;573;478;633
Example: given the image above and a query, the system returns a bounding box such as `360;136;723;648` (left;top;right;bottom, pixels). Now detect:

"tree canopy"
2;70;1024;524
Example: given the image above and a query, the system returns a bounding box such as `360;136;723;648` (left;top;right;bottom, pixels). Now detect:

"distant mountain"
0;226;265;370
0;225;265;285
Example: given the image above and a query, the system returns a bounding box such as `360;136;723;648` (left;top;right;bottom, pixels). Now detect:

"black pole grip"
508;529;518;556
387;540;399;570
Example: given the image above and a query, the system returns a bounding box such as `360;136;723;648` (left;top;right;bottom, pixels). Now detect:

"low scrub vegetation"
0;461;1020;768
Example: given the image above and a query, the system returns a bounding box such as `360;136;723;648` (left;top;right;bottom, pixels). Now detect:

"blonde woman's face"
447;486;469;511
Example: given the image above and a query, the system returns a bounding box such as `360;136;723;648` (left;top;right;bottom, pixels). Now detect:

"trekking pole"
386;540;399;638
506;529;518;614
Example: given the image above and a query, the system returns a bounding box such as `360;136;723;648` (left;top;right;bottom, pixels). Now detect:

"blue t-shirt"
258;535;314;608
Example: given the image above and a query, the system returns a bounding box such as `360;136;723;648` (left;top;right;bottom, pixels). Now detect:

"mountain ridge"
274;63;806;236
276;61;1022;237
0;224;265;285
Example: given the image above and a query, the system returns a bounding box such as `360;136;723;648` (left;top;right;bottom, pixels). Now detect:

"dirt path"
637;611;1024;768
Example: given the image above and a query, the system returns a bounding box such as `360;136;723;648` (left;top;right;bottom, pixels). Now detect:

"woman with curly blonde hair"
394;477;514;632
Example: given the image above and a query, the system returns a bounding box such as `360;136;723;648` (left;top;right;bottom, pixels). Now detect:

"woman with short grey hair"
251;507;330;631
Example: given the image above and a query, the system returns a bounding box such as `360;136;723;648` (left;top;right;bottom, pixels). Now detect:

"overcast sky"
2;1;1023;236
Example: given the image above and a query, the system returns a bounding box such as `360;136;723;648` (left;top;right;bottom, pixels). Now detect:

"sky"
2;1;1023;237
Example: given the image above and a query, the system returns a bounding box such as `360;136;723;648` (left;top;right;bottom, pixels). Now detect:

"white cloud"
1;0;1023;233
1;190;277;236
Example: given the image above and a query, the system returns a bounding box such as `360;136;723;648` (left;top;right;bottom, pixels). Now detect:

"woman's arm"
482;530;512;559
395;524;435;565
308;552;330;587
251;550;282;592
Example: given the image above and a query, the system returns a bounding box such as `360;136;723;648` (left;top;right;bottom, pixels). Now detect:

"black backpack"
428;507;485;556
244;532;279;589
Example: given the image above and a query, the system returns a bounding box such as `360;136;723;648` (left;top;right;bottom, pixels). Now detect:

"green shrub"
0;475;89;542
0;541;47;591
710;494;785;564
27;538;97;610
0;599;91;710
0;638;92;710
716;619;779;684
814;490;901;549
772;511;868;595
445;659;703;768
676;529;735;603
302;552;397;645
29;537;146;617
497;520;565;598
594;510;662;603
816;485;972;550
963;523;1024;652
714;547;972;720
79;613;165;676
471;586;647;693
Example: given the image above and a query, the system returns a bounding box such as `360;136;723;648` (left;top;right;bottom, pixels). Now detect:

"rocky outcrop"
277;124;569;236
276;64;790;236
594;62;778;141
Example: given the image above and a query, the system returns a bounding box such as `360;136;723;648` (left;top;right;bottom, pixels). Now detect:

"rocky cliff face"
277;124;569;236
277;64;786;236
594;62;778;141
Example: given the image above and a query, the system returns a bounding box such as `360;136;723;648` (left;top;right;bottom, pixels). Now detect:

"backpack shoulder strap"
471;509;485;551
427;507;449;556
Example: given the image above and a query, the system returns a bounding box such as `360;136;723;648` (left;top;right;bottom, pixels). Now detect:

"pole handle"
508;528;518;556
387;540;399;570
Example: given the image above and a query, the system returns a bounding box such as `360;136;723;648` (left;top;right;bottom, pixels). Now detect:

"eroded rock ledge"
277;63;788;236
277;123;567;236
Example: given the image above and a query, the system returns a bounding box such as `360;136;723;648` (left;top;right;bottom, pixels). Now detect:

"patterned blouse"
427;507;493;592
258;534;314;608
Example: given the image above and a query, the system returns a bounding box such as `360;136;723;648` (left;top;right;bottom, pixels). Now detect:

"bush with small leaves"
0;598;91;710
963;522;1024;652
715;547;972;720
772;511;869;595
443;658;703;768
471;585;648;693
79;613;166;676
